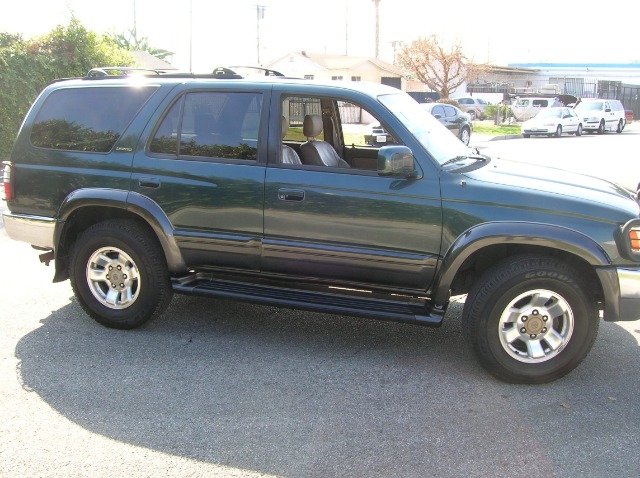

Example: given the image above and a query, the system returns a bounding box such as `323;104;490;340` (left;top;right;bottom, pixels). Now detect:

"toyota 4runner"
3;67;640;383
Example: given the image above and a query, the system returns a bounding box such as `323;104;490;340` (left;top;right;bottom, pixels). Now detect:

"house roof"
131;51;177;70
269;51;408;77
509;63;640;69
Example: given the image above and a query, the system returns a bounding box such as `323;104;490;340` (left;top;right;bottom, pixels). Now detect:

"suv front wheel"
462;255;598;383
69;219;173;329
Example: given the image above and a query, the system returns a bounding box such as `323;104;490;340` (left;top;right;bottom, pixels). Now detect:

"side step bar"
172;275;445;327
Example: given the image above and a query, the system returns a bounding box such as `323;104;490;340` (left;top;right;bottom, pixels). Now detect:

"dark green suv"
3;67;640;383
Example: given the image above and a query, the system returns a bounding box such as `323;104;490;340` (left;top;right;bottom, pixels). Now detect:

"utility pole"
372;0;380;58
345;0;349;55
256;5;266;65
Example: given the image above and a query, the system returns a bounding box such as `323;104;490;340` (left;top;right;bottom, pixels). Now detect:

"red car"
625;110;634;123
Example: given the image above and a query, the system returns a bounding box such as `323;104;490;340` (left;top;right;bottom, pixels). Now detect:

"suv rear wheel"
462;255;598;383
69;219;173;329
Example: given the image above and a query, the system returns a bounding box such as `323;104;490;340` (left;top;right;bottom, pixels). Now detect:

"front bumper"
599;266;640;321
617;268;640;321
523;127;554;135
582;121;601;131
2;210;57;250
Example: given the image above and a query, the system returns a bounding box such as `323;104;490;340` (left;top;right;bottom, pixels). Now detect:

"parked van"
511;96;562;121
574;98;626;133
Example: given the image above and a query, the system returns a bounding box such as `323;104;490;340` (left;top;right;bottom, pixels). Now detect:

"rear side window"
150;91;262;161
31;87;157;152
532;99;549;107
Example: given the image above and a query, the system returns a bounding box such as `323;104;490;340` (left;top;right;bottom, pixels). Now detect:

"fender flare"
432;221;612;304
56;188;186;272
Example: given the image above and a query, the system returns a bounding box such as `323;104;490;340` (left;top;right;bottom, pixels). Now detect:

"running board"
172;275;445;327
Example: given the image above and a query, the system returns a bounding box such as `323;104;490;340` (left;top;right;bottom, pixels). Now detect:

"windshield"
575;101;603;112
536;108;562;119
378;93;469;165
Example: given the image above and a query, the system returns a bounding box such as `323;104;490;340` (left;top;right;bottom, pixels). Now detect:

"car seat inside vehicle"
281;116;302;165
300;114;350;168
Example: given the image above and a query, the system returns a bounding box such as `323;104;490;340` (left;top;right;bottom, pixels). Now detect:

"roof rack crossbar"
228;66;285;77
86;67;166;78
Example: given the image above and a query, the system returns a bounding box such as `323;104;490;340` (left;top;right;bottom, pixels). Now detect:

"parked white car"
574;98;626;134
521;107;583;137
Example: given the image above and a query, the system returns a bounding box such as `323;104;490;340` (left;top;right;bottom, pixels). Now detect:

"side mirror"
377;145;418;179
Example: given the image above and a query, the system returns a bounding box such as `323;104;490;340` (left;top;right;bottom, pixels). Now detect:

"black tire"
462;255;599;384
554;125;562;137
459;126;471;145
523;133;530;138
575;124;582;136
597;120;605;134
69;219;173;329
616;120;623;133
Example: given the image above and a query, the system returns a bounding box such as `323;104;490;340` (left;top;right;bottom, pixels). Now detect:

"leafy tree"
396;35;469;98
109;28;173;60
0;19;133;157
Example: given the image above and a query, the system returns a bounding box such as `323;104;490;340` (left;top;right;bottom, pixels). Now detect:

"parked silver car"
455;97;488;120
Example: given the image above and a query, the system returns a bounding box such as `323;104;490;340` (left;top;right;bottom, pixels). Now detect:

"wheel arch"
53;188;186;282
433;222;611;306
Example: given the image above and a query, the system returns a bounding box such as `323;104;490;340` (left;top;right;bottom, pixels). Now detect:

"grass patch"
473;122;521;135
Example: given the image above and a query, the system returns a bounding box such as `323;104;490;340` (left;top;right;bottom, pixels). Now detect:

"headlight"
619;219;640;260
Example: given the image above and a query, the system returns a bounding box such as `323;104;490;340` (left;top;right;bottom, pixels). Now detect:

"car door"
442;105;463;138
561;108;578;133
603;101;617;130
262;91;443;291
130;86;268;271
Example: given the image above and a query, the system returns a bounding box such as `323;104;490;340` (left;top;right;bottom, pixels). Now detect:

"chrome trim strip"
618;268;640;298
2;211;56;249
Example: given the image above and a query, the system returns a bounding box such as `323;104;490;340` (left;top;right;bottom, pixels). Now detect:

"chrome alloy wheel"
86;247;140;309
498;289;574;363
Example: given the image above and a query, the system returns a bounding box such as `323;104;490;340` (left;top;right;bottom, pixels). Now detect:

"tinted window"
458;98;472;105
431;105;445;117
150;91;262;161
443;105;456;118
31;87;156;152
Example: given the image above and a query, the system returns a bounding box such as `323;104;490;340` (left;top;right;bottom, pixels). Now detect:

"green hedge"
0;20;133;158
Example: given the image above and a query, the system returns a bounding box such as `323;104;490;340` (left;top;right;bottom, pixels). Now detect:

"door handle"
139;176;161;188
278;188;305;201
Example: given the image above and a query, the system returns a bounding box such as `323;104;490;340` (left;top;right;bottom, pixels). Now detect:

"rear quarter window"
30;86;157;152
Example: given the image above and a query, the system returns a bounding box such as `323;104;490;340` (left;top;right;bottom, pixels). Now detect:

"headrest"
281;116;288;139
303;114;323;139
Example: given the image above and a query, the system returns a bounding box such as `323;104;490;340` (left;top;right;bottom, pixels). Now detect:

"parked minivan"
574;98;626;134
511;96;562;121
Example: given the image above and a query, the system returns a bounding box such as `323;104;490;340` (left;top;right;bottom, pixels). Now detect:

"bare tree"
396;35;469;98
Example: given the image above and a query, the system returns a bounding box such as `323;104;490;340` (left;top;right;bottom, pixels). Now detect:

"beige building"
266;51;411;90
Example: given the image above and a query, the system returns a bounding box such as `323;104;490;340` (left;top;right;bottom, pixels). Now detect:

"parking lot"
2;127;640;478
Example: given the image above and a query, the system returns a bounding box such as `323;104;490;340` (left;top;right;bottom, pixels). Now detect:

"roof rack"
228;66;285;77
86;67;167;78
82;66;285;81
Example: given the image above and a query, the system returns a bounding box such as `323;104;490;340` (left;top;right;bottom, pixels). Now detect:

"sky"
2;0;640;72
